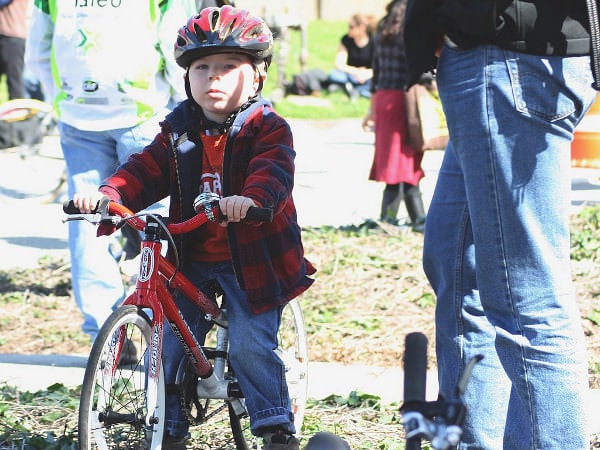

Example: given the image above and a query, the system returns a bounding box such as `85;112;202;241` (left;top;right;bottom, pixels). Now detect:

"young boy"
73;6;315;450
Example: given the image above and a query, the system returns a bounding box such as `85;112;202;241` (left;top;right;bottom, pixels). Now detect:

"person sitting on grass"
326;12;376;100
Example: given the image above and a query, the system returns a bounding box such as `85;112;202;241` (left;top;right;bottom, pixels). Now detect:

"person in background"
25;0;197;343
362;0;425;231
72;6;315;449
405;0;598;448
0;0;29;100
327;12;375;100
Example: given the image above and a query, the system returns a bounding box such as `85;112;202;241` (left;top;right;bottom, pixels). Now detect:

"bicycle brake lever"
62;212;103;224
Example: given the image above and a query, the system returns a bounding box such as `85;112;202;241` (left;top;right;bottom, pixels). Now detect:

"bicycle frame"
103;203;244;425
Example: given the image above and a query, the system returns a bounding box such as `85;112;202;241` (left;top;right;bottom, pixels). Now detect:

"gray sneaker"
261;430;300;450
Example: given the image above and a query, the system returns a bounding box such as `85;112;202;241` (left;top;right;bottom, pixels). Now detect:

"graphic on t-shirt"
200;172;222;197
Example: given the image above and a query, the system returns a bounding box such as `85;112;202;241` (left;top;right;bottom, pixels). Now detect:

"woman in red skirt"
362;0;426;231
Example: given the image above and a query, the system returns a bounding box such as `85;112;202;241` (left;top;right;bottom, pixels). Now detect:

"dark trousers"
380;182;425;224
0;34;25;100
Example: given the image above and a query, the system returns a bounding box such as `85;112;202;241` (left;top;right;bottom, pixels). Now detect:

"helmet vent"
248;24;263;39
210;11;220;32
222;18;237;39
192;23;207;42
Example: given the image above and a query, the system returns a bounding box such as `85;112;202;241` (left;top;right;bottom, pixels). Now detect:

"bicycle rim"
78;305;165;450
278;299;309;435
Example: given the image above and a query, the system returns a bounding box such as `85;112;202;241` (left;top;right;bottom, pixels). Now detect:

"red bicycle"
63;193;308;450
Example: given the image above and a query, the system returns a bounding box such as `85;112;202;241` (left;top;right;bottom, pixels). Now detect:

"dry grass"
1;210;600;448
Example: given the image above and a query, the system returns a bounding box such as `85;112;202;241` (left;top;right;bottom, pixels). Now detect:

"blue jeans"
327;68;372;98
162;261;294;438
422;45;597;449
59;118;161;340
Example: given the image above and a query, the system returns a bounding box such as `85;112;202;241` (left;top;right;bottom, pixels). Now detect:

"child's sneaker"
161;434;188;450
261;429;300;450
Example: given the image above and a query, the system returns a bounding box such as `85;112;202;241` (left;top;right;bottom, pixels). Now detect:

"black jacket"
404;0;592;86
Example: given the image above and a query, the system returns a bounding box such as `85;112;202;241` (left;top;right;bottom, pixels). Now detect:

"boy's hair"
174;5;273;77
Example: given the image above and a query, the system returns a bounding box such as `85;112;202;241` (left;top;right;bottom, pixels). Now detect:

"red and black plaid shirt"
100;99;315;314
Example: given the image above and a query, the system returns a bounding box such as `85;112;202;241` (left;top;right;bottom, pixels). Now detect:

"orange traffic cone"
572;94;600;168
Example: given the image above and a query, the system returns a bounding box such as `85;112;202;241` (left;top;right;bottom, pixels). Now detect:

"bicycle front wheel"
78;305;165;450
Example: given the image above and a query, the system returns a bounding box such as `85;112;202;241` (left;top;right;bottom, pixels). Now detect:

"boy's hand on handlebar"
72;192;105;214
219;195;256;227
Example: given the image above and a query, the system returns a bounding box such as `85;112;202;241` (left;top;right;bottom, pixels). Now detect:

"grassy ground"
1;206;600;448
262;20;372;119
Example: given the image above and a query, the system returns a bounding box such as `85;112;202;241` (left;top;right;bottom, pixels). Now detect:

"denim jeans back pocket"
505;51;589;123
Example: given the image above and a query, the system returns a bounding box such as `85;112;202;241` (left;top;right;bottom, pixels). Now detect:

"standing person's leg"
380;183;401;224
3;36;25;100
59;122;125;341
428;44;596;449
423;140;510;449
403;182;425;228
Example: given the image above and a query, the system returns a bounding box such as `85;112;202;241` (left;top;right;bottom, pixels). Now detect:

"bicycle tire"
278;298;309;435
403;332;428;450
78;305;166;450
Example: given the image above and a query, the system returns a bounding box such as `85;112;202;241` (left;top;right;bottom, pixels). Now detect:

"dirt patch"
1;220;600;389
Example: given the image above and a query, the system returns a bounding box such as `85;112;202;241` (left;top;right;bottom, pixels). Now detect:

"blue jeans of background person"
327;68;372;98
162;261;294;438
60;118;161;341
422;44;597;450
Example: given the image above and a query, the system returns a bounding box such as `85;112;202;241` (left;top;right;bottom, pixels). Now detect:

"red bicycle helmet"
174;5;273;69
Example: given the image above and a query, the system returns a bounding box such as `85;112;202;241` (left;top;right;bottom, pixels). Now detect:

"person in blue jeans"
405;1;598;448
26;0;197;341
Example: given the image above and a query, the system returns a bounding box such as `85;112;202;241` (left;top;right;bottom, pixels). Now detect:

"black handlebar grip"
245;206;274;222
404;332;428;401
404;332;428;450
63;200;82;214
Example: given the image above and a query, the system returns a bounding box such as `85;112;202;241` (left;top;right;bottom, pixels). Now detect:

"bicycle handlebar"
403;332;428;450
62;197;274;234
400;332;483;450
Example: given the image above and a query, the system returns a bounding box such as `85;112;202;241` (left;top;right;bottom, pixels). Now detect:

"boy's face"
187;52;261;123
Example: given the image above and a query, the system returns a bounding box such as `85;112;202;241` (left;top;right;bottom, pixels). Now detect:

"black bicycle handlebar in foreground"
400;332;483;450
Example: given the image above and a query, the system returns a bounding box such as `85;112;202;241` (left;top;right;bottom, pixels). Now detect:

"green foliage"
302;392;406;449
0;383;78;449
317;390;383;410
571;205;600;262
587;308;600;326
262;20;371;118
413;292;436;309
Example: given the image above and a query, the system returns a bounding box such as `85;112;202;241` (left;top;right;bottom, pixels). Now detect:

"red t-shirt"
192;133;230;262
